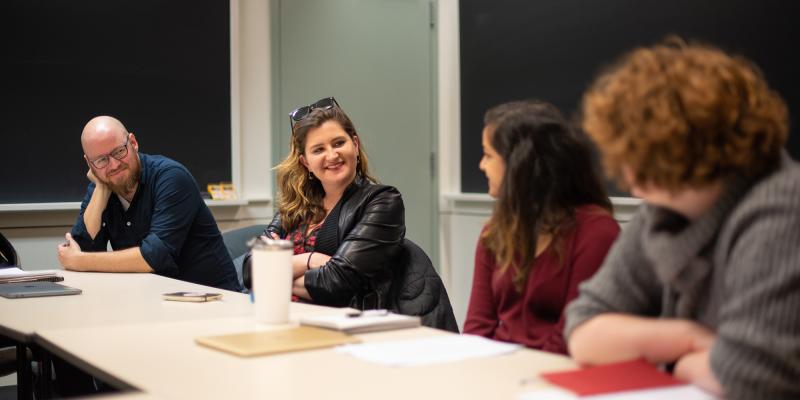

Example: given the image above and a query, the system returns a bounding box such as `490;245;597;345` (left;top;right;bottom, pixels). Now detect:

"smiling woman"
299;121;362;204
274;98;377;240
246;98;400;305
241;97;456;329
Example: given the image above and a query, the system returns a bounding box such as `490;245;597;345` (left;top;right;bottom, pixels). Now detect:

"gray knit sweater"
565;154;800;399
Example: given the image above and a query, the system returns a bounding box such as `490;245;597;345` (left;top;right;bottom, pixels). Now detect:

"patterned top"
286;223;321;302
288;223;321;255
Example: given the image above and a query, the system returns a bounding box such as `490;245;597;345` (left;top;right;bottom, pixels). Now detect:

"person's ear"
129;133;139;152
352;135;360;152
299;155;308;168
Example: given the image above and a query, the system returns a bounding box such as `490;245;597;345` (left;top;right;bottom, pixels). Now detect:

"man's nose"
107;155;123;170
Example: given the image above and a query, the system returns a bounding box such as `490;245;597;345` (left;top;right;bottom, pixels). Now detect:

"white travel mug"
250;238;293;324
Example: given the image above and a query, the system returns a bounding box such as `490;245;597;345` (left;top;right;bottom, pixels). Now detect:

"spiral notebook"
0;267;63;284
299;311;421;334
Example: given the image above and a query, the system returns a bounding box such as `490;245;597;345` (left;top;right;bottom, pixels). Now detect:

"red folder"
541;359;684;396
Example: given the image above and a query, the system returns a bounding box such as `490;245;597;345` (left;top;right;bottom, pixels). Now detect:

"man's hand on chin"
57;232;84;271
86;168;111;191
86;169;99;185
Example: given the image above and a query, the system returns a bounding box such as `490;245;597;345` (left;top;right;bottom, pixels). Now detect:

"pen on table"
346;309;390;318
518;375;546;386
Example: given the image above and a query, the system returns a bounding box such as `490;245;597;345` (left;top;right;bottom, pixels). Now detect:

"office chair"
221;225;268;291
0;232;17;271
0;232;24;379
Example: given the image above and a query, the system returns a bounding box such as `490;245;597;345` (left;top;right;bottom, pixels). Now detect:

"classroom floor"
0;384;14;400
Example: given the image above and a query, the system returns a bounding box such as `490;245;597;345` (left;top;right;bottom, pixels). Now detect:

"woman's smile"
325;160;345;171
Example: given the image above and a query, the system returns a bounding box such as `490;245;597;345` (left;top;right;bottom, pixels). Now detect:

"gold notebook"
195;326;360;357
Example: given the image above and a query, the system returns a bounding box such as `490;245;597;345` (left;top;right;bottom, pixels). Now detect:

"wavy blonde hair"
275;107;376;232
582;38;789;190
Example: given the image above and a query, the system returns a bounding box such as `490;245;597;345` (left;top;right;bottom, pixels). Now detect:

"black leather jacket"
249;177;406;309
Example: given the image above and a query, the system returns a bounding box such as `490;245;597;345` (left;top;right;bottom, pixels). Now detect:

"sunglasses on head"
289;97;340;130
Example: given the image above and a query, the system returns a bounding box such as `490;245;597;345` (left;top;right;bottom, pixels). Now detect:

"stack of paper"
299;311;421;334
0;268;63;284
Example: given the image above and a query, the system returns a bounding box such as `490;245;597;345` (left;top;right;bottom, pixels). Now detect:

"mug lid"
248;236;293;250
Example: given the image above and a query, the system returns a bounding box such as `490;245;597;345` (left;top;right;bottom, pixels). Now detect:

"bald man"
57;116;242;291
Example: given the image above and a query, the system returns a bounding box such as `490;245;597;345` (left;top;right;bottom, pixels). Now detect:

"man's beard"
101;157;141;198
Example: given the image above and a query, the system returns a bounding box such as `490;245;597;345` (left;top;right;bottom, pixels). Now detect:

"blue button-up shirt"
71;153;242;291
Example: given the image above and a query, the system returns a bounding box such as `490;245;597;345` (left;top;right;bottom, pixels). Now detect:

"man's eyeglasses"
88;134;131;169
288;97;340;130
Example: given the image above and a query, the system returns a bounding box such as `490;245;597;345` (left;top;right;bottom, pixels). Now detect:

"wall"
1;0;639;332
435;0;641;329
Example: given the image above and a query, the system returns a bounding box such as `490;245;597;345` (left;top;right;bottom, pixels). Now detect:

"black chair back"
0;231;19;269
389;239;459;333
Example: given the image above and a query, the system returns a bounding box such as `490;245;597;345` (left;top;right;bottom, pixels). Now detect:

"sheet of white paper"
518;385;715;400
336;334;520;366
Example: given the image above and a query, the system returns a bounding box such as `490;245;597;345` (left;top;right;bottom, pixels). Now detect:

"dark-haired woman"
463;100;619;354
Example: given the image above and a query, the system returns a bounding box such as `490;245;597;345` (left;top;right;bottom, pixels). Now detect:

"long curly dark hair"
481;100;612;291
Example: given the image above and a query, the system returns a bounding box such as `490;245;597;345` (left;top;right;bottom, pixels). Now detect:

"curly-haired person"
566;39;800;399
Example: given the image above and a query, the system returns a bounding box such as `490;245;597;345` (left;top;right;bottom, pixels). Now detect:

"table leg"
16;343;32;400
35;347;53;399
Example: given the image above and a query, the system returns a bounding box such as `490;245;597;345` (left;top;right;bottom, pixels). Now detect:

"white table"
0;271;252;342
2;271;579;400
0;270;252;398
36;314;577;400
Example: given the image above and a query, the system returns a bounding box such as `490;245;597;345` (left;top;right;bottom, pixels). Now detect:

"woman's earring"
308;171;314;180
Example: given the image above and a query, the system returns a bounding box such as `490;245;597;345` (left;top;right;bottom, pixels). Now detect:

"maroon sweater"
464;205;620;355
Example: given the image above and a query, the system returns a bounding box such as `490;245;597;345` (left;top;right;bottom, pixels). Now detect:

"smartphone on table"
163;292;223;302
